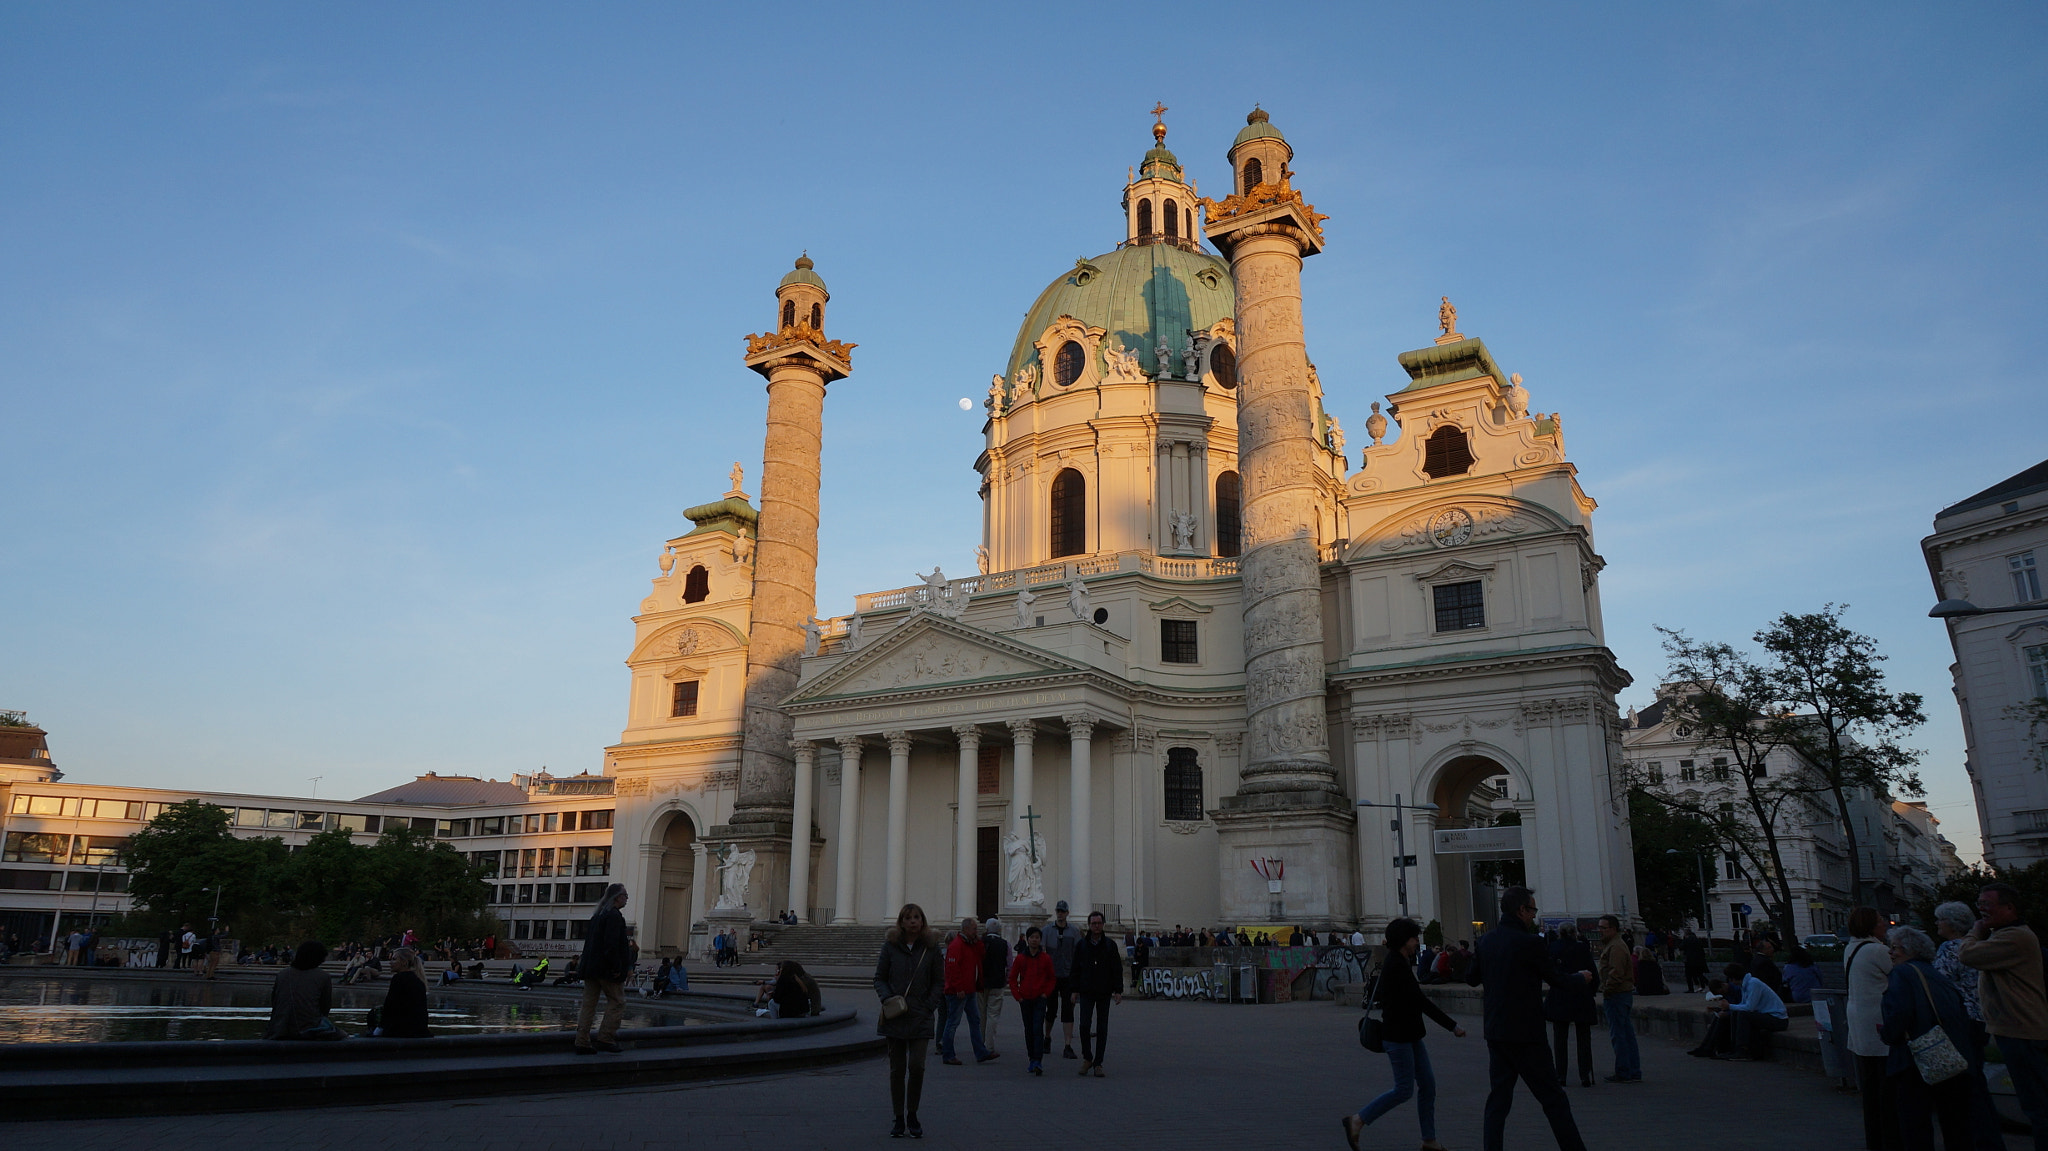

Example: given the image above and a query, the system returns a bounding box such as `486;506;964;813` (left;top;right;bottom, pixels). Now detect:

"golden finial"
1151;101;1169;145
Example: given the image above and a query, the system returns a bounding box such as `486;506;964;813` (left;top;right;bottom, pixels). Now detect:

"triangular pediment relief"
1351;497;1573;558
1415;560;1496;583
1145;595;1214;615
785;615;1088;705
629;618;748;664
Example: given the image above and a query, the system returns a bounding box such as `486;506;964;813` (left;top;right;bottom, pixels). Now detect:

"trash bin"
1235;964;1257;1003
1213;962;1231;1002
1812;989;1850;1082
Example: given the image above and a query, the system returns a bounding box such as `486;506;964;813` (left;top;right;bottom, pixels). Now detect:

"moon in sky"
957;397;972;410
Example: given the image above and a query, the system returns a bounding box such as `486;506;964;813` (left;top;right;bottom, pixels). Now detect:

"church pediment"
785;615;1089;705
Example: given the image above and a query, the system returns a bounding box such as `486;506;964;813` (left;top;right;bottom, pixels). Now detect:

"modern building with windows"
0;714;617;954
1923;458;2048;865
604;110;1638;945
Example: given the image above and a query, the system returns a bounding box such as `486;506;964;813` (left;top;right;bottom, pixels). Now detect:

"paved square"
10;1001;1859;1148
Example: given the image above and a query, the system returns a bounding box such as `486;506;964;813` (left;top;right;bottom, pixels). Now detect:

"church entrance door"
1429;755;1525;943
658;813;697;954
976;826;1000;921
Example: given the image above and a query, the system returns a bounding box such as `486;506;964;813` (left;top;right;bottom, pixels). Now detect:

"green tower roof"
779;254;828;293
1005;242;1234;385
1232;107;1287;150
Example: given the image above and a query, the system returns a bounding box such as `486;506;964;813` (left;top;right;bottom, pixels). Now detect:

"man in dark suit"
1467;886;1595;1151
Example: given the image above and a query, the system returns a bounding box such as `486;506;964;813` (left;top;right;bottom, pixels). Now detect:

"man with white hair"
978;919;1009;1053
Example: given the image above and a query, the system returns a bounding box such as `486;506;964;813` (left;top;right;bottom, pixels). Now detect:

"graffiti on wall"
1140;967;1215;1000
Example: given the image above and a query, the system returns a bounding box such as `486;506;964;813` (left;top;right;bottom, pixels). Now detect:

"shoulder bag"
1905;964;1969;1084
1357;962;1387;1053
880;944;925;1021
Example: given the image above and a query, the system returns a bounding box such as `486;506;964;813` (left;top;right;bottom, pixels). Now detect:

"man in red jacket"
939;917;996;1065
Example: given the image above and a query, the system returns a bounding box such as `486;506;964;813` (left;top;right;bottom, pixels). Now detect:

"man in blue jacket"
1467;887;1594;1151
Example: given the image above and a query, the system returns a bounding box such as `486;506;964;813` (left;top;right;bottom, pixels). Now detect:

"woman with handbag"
873;903;945;1139
1343;918;1466;1151
1846;906;1903;1151
1878;925;1987;1151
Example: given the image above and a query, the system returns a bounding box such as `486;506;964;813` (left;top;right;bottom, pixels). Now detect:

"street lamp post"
1929;599;2044;619
1667;848;1711;934
1358;795;1442;919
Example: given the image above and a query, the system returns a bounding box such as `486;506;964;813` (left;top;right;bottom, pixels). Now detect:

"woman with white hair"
1879;924;1983;1151
1932;901;2009;1151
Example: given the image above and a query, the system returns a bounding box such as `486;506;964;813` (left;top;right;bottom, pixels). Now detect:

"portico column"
787;740;816;923
1064;713;1095;916
953;724;982;920
831;736;864;925
688;843;710;954
885;730;912;917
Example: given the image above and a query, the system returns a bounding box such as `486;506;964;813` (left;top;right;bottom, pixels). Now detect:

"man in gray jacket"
1041;900;1083;1061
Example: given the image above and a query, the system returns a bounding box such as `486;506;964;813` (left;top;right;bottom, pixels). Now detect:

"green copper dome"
779;254;828;293
1005;242;1234;385
1231;107;1286;150
1140;144;1183;182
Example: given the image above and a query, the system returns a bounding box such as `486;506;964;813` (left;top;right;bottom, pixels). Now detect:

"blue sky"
3;4;2041;858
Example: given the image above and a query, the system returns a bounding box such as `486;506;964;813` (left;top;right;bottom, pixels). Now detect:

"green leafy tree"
1626;789;1721;934
1758;606;1926;904
357;825;493;941
283;827;370;941
118;801;287;936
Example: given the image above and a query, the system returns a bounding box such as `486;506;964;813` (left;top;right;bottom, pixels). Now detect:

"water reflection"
0;978;691;1043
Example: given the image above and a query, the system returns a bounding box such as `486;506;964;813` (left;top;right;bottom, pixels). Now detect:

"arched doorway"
658;813;698;953
1428;754;1525;944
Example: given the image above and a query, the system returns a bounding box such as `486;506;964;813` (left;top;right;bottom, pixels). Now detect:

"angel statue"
1103;341;1144;381
728;462;746;495
1327;416;1345;453
1013;585;1037;628
1155;340;1173;378
1182;339;1201;380
1169;509;1198;552
975;545;991;575
1004;830;1046;907
1438;296;1459;338
987;374;1006;415
843;612;864;651
714;846;756;910
732;528;756;565
1066;575;1091;622
802;616;824;657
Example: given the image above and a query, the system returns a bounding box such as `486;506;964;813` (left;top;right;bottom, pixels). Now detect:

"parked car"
1800;933;1845;958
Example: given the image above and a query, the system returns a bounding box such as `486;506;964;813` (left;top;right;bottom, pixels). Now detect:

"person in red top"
939;917;995;1065
1009;926;1057;1075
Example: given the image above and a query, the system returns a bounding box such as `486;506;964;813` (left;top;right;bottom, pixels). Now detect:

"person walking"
1597;914;1642;1083
1934;900;2009;1151
574;883;631;1055
1041;901;1083;1061
938;917;995;1065
1542;926;1598;1088
1681;929;1708;993
1466;886;1594;1151
1010;925;1056;1075
1070;910;1123;1077
1961;882;2048;1150
874;903;945;1138
978;919;1008;1051
1880;925;1983;1151
1342;917;1466;1151
378;947;432;1038
1846;906;1903;1151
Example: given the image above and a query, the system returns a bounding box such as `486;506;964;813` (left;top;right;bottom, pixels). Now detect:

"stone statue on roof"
1067;576;1091;622
1438;296;1459;338
1014;586;1037;628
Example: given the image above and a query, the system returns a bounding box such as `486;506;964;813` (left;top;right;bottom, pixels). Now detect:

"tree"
1758;606;1926;905
1626;789;1720;935
119;800;287;935
1918;860;2048;940
356;825;493;941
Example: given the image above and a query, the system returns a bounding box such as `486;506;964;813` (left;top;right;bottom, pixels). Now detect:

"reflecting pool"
0;977;694;1043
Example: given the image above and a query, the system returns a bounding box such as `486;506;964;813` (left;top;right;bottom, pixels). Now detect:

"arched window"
780;300;795;329
1164;747;1204;821
683;565;710;603
1049;468;1085;558
1209;342;1238;389
1054;340;1086;387
1214;471;1241;558
1164;200;1179;238
809;303;821;329
1422;425;1476;478
1137;198;1154;237
1242;157;1263;193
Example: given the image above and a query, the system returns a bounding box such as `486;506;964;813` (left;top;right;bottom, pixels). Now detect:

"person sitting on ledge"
378;948;433;1038
265;941;344;1041
553;957;583;986
1690;963;1788;1060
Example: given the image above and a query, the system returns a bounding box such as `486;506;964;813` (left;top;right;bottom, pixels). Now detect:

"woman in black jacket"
873;904;945;1139
1543;926;1598;1087
1343;918;1466;1151
378;947;433;1038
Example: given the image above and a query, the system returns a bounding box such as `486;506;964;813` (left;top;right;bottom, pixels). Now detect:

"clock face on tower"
1430;508;1474;548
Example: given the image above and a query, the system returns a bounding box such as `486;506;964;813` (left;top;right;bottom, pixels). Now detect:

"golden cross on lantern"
1151;102;1169;123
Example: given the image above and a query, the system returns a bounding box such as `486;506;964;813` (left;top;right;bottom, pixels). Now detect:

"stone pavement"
8;1000;1860;1149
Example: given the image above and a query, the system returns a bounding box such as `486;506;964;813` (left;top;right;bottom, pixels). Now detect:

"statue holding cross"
1004;805;1047;908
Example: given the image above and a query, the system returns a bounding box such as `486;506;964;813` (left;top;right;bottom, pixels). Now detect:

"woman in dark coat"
772;959;822;1018
378;947;432;1038
264;940;339;1040
1543;925;1599;1087
1342;918;1466;1151
873;903;944;1139
1877;925;1981;1151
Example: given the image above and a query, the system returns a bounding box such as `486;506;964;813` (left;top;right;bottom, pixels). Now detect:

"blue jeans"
1605;992;1640;1079
1360;1039;1437;1141
2000;1034;2048;1151
939;993;990;1061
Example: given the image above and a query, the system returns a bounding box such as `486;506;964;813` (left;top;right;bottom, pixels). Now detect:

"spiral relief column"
1202;109;1354;925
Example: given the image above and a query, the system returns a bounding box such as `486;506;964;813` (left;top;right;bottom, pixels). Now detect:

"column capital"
951;723;982;749
1063;713;1097;741
1006;718;1038;746
834;734;867;756
885;730;914;755
793;740;817;765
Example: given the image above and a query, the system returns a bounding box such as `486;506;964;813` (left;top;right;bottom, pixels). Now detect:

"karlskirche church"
600;109;1637;952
